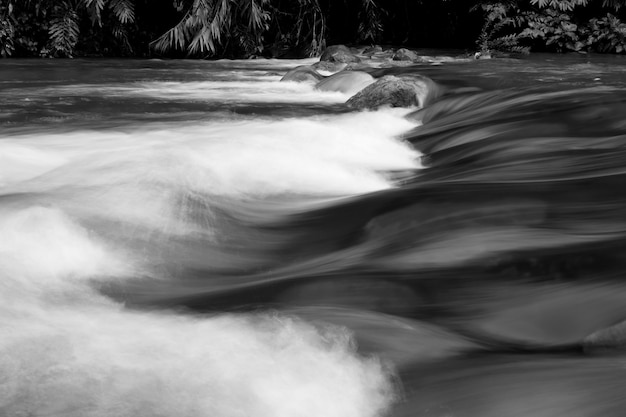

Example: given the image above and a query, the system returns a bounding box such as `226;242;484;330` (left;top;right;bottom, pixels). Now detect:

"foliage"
2;0;626;58
475;3;530;53
46;2;80;57
587;13;626;51
0;4;16;57
530;0;589;11
475;0;626;54
518;8;586;52
150;0;330;58
0;0;135;57
357;0;384;43
269;0;327;57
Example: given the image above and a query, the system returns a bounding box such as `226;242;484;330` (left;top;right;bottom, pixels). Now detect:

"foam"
0;205;396;417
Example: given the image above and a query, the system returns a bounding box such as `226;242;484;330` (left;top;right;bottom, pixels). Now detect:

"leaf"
48;1;80;57
108;0;135;24
83;0;106;26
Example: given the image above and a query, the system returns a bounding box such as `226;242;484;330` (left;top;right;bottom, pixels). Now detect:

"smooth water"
1;55;626;417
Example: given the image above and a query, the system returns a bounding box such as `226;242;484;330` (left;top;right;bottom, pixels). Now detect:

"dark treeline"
1;0;625;58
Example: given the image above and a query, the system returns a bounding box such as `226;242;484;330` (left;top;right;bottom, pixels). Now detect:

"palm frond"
151;19;189;52
83;0;107;26
108;0;135;24
152;0;235;56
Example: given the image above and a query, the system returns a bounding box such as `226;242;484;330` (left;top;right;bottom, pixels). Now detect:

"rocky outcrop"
315;71;375;95
346;75;439;109
319;45;361;63
280;65;324;83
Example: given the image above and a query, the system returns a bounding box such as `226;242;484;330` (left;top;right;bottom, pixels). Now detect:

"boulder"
392;48;420;62
315;71;375;96
319;45;361;63
280;65;324;83
346;75;439;110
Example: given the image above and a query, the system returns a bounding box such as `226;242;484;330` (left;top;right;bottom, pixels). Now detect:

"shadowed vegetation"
1;0;626;57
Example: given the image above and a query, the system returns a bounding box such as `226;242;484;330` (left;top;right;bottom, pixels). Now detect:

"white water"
0;70;419;417
43;80;352;104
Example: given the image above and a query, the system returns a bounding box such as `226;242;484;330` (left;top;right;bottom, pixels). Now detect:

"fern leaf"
48;2;80;57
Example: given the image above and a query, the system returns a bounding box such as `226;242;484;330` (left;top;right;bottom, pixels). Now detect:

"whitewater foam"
0;204;396;417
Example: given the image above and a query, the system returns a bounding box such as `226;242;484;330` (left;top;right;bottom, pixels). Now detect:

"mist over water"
2;56;626;416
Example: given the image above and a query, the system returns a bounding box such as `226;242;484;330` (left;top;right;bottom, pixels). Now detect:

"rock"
312;60;347;75
315;71;375;95
280;65;324;83
346;75;439;110
319;44;361;63
583;319;626;354
392;48;420;61
363;45;383;55
474;51;492;60
343;62;372;72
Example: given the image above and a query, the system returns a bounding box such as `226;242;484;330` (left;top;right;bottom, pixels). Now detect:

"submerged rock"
319;44;361;63
280;65;324;83
343;62;373;72
392;48;420;62
346;74;438;109
315;70;375;95
583;319;626;353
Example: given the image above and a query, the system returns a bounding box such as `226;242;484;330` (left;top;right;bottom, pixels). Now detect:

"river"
1;54;626;417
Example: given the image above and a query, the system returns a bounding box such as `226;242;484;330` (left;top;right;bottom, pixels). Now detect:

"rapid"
1;54;626;417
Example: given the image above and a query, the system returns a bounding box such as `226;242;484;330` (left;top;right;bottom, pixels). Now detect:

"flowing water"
1;54;626;417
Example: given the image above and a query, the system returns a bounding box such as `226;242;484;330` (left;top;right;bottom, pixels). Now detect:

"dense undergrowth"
477;0;626;55
1;0;625;58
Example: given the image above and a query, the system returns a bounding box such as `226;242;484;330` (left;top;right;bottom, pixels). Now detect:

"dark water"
2;55;626;417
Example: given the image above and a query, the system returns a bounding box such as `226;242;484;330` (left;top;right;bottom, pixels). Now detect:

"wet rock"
583;319;626;353
315;70;375;95
311;60;346;74
392;48;420;61
280;65;324;83
343;62;373;72
474;51;492;60
319;44;361;63
362;45;383;55
346;74;439;109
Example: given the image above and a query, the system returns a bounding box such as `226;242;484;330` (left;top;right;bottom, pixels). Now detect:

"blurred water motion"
2;56;626;417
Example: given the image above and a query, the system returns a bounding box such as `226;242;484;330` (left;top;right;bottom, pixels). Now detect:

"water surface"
2;55;626;417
